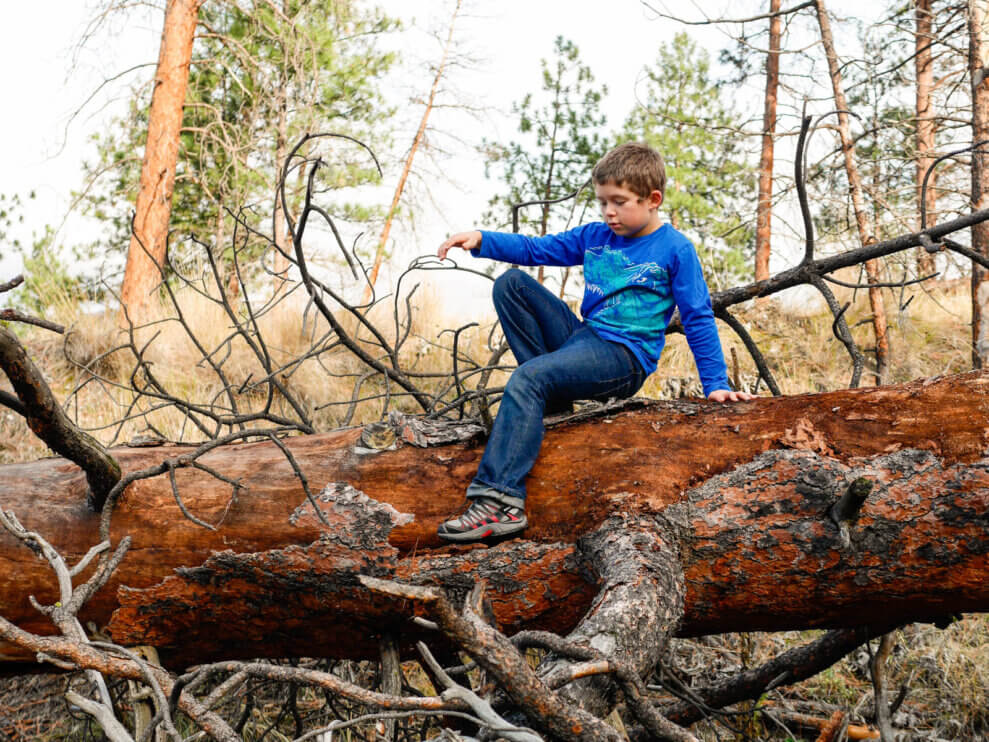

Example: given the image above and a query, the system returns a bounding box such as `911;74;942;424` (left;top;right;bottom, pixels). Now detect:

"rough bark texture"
0;373;987;668
538;517;685;719
754;0;781;283
118;0;201;325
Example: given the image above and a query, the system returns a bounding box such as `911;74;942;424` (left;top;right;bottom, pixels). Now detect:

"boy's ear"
649;189;664;209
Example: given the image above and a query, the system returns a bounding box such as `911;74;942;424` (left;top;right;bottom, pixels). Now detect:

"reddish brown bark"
970;0;989;367
755;0;781;284
916;0;937;275
815;0;891;383
0;373;987;668
118;0;201;326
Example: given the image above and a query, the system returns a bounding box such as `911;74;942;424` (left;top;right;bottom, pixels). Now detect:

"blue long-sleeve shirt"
474;222;731;396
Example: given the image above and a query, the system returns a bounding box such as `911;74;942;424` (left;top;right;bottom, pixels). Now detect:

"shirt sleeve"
472;227;587;267
670;241;731;396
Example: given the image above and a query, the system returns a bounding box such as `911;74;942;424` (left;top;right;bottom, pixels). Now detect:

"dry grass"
651;278;973;398
668;617;989;740
0;277;977;463
1;279;510;462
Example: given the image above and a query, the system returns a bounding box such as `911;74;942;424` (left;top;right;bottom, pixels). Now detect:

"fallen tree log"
0;371;987;673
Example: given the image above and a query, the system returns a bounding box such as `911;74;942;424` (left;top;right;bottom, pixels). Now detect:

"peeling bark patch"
289;482;414;545
917;542;964;566
358;411;486;453
780;417;836;457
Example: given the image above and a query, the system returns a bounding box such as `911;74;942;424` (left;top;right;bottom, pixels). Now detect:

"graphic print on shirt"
583;245;674;333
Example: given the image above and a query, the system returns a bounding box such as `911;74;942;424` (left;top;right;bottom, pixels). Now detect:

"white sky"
0;2;732;276
0;0;873;302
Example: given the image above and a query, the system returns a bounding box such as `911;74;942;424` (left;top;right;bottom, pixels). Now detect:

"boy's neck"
630;212;664;239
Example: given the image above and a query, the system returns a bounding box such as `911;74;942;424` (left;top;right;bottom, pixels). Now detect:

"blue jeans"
468;269;646;507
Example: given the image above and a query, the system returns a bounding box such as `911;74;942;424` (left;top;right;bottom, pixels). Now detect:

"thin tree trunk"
272;80;291;284
214;195;240;306
814;0;891;384
969;0;989;367
916;0;937;275
363;0;462;303
755;0;781;284
118;0;202;327
533;54;566;287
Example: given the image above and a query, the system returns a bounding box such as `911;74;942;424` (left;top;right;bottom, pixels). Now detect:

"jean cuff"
466;481;526;510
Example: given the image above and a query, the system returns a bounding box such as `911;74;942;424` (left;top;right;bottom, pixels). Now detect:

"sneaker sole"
437;517;528;543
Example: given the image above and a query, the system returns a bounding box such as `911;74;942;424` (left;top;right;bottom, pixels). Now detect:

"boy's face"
594;180;664;239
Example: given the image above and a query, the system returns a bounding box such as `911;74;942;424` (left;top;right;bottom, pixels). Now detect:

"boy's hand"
438;230;482;260
707;389;758;403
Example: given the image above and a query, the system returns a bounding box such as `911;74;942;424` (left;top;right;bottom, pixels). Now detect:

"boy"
436;142;754;543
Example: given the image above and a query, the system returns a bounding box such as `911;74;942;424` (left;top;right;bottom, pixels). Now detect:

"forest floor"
0;275;986;740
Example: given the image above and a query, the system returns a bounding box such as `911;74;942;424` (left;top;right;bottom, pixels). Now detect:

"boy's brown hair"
591;142;666;199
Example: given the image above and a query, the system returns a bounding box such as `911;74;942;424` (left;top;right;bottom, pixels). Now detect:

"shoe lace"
461;498;501;528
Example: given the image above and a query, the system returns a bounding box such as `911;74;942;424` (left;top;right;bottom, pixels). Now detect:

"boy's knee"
505;362;541;397
492;267;528;304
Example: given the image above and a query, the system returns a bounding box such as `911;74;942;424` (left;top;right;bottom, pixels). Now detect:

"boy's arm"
671;242;755;401
438;227;588;266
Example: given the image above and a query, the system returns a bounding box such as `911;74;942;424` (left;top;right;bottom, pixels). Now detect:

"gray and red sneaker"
437;497;527;542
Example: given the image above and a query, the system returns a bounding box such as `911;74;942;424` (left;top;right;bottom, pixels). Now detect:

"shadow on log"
0;371;987;673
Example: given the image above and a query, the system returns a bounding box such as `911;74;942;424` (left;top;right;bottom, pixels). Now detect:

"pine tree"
79;0;397;294
622;32;755;288
482;36;608;288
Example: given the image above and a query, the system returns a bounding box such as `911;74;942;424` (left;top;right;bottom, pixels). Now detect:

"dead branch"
361;576;628;742
868;633;897;740
641;0;815;26
0;324;121;507
657;625;899;727
416;641;543;742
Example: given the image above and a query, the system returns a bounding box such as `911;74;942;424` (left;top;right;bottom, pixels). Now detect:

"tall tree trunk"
916;0;938;276
118;0;201;327
755;0;781;284
363;0;462;303
814;0;891;385
970;0;989;367
271;0;294;290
